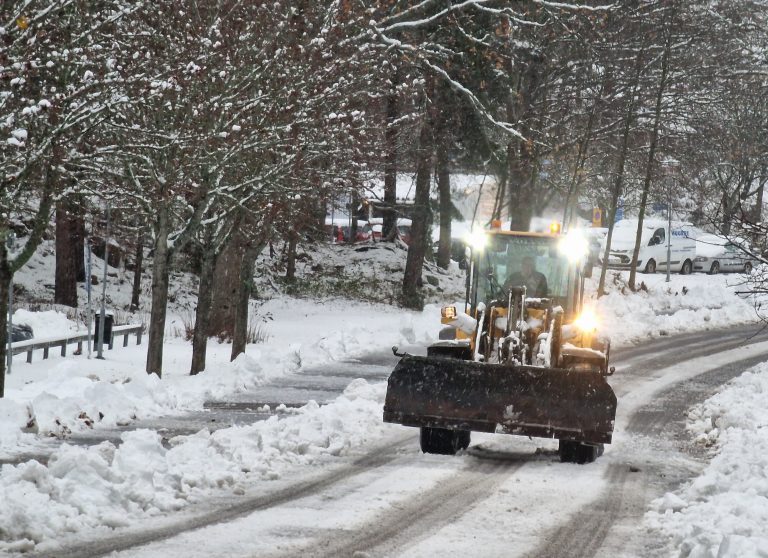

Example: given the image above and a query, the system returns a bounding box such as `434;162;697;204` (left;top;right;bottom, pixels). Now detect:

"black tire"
744;262;753;274
680;259;692;275
643;259;657;274
420;427;467;455
709;261;720;275
558;440;603;464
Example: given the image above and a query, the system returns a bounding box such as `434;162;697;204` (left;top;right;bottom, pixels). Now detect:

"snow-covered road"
27;324;768;558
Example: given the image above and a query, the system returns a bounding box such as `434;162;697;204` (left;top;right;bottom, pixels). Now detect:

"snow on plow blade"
383;355;617;445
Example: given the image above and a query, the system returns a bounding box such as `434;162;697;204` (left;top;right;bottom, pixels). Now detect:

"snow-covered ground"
645;363;768;557
1;256;766;553
589;268;760;345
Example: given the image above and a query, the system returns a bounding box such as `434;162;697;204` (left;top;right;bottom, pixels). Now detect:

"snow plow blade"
383;355;617;444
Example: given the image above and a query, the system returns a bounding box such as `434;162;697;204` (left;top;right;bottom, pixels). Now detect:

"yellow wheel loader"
384;228;617;463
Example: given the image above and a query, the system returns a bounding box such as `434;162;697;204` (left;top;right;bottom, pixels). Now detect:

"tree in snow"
0;0;140;396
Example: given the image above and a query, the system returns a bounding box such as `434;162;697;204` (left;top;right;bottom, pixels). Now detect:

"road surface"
30;324;768;558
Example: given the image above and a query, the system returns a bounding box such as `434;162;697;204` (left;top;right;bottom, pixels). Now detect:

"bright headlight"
465;229;488;251
559;230;590;263
574;307;599;332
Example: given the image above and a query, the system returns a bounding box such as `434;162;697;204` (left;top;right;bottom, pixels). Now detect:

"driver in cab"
504;256;548;298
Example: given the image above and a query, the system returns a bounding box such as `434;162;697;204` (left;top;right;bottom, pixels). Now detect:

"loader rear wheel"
558;440;603;464
420;427;469;455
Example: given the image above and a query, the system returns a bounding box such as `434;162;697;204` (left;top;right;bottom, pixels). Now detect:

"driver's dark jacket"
504;271;548;298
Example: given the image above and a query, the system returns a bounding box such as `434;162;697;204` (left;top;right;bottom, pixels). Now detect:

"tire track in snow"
525;347;768;558
264;455;523;558
32;435;416;558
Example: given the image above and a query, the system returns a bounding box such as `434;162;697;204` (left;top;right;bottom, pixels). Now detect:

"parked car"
693;234;757;274
600;219;696;274
10;323;33;343
324;217;371;243
366;217;413;245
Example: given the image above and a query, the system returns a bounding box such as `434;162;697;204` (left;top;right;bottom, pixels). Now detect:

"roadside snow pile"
1;302;441;452
11;309;81;340
0;379;394;553
591;271;757;345
645;362;768;557
0;400;38;454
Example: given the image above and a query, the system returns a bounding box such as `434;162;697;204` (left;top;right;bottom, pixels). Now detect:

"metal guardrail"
10;324;145;364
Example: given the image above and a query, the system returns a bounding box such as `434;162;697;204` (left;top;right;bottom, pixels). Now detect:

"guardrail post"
123;334;129;347
43;346;49;360
26;350;32;364
60;342;66;357
137;329;142;345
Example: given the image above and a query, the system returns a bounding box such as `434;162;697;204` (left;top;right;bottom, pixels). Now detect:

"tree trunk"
506;61;538;233
286;229;298;281
130;229;144;312
436;146;452;269
754;179;765;222
0;241;10;398
2;161;57;393
598;58;645;297
383;71;399;240
597;48;646;297
348;192;359;245
491;149;509;223
146;205;170;377
629;36;670;291
402;118;433;310
721;191;735;235
190;245;216;375
208;231;244;339
508;145;534;232
54;200;79;307
231;240;263;361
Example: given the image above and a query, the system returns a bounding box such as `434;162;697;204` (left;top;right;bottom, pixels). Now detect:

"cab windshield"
474;234;570;304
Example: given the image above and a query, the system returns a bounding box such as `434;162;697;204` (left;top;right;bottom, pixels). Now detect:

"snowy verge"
2;299;441;453
590;270;759;346
0;379;399;553
645;362;768;557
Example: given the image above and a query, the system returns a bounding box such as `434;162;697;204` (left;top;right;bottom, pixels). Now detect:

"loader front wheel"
420;427;468;455
558;440;603;464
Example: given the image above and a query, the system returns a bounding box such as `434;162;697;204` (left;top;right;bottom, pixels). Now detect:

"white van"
600;219;697;274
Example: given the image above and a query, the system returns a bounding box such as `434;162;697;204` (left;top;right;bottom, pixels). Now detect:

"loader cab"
468;231;584;320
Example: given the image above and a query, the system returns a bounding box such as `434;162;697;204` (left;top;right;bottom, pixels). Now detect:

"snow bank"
0;379;394;552
646;362;768;557
0;399;37;454
590;271;758;346
2;302;441;452
12;309;81;340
